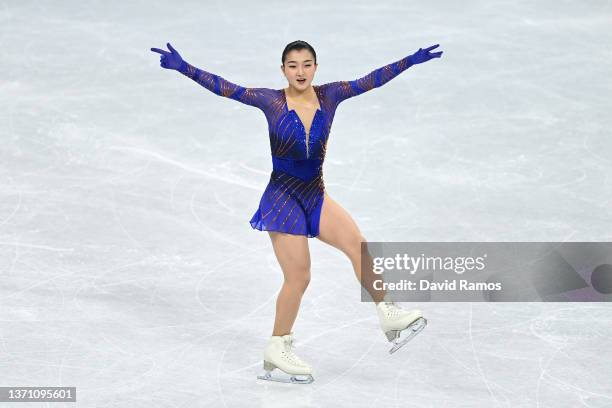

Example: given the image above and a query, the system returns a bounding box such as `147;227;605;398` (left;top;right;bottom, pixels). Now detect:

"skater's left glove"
408;44;443;65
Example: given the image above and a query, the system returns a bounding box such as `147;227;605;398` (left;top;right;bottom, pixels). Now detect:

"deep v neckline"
282;87;322;144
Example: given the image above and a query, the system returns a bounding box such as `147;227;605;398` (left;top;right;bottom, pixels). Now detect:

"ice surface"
1;0;611;407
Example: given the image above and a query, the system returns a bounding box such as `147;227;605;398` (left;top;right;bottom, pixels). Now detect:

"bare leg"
316;192;386;303
268;231;311;336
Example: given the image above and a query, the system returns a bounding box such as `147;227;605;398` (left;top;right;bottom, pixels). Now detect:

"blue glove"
150;42;185;70
409;44;443;65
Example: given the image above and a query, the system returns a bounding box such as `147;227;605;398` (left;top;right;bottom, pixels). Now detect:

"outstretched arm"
177;61;269;110
329;44;443;105
151;42;270;111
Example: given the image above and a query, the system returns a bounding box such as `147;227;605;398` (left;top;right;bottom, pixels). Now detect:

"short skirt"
249;170;325;238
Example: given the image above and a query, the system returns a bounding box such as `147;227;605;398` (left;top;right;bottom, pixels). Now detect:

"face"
281;49;317;90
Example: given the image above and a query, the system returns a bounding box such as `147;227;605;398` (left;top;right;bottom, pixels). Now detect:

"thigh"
316;192;365;256
268;231;311;282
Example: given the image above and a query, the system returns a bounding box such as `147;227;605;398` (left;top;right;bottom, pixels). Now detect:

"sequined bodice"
271;86;327;162
281;88;321;159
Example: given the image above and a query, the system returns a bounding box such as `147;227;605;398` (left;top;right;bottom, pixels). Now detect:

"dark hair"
282;40;317;66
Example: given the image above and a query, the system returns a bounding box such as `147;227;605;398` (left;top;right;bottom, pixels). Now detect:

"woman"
150;40;443;384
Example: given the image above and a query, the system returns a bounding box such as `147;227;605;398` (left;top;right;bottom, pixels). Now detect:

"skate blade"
257;370;314;384
388;317;427;354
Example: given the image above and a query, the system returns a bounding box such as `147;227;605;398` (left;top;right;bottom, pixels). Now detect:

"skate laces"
381;302;402;319
282;336;308;367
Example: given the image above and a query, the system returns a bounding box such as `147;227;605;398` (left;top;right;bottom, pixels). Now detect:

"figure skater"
150;40;443;384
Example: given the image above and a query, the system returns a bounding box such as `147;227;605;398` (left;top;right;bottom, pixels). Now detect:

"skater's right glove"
150;42;187;71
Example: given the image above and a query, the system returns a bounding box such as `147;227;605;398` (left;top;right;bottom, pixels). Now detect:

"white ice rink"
2;0;612;406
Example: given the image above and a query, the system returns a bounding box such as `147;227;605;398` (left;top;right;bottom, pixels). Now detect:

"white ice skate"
257;333;314;384
376;302;427;354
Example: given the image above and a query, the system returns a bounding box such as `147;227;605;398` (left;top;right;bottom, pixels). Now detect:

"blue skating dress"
178;55;414;237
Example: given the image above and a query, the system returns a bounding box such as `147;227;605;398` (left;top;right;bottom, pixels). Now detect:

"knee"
285;268;311;293
346;234;368;258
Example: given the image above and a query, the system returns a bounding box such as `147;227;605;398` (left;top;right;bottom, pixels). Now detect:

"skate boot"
257;332;314;384
376;302;427;354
